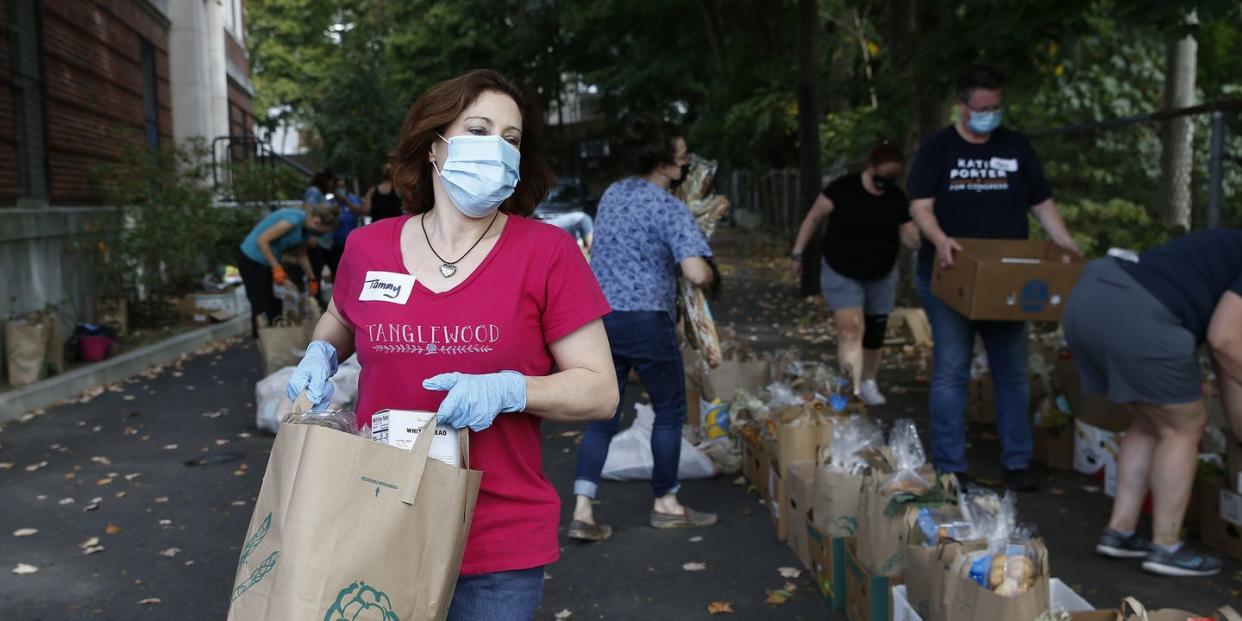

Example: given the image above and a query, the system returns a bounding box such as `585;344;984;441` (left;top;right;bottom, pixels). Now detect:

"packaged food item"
884;419;932;494
958;490;1041;598
914;507;973;546
282;407;359;435
370;409;462;467
825;415;884;475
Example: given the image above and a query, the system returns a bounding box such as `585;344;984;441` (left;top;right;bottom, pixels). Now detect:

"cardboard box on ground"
931;239;1084;322
1200;476;1242;563
180;286;249;325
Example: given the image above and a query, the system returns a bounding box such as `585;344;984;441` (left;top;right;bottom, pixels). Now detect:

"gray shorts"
1063;258;1201;405
819;260;898;314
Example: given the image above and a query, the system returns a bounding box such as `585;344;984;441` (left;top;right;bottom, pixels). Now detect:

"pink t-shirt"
332;214;610;575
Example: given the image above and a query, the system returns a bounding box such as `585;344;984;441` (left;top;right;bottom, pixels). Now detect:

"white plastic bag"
254;356;362;434
601;403;719;481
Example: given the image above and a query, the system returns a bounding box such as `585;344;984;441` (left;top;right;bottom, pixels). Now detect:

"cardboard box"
931;238;1084;322
769;418;832;541
807;524;848;611
180;289;247;324
1200;477;1242;562
741;438;771;501
1073;419;1119;478
1033;423;1075;470
845;538;902;621
890;579;1095;621
785;461;816;568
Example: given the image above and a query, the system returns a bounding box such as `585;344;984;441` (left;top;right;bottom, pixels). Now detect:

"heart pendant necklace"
421;211;500;279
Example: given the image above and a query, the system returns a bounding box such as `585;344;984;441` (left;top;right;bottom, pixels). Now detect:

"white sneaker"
858;380;887;406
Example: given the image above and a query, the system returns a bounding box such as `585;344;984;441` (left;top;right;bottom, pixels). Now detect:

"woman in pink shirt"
286;69;618;620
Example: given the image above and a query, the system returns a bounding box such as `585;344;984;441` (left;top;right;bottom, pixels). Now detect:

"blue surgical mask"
967;109;1002;134
432;133;521;218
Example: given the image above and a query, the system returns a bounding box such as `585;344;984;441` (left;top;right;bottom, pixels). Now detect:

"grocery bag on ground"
811;415;882;537
601;403;719;481
4;315;50;386
1121;598;1242;621
942;537;1050;621
701;354;771;402
226;396;481;621
256;316;310;376
253;358;361;434
856;419;945;577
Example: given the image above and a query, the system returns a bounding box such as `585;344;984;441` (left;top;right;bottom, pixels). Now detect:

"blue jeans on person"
573;311;686;499
915;274;1032;473
446;567;545;621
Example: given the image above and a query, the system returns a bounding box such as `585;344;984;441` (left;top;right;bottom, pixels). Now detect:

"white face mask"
431;133;521;218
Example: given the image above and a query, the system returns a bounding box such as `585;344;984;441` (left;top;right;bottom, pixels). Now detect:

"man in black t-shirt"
907;65;1079;491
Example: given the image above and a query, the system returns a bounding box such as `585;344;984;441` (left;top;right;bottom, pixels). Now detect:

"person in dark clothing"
326;177;365;275
788;141;921;405
365;164;405;222
303;168;337;308
1064;230;1242;578
238;203;339;337
907;64;1078;492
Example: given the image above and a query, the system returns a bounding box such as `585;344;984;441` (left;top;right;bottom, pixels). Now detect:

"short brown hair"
868;140;904;167
389;69;554;216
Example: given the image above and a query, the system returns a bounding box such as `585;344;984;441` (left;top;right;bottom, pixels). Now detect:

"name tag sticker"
359;271;415;304
990;157;1019;172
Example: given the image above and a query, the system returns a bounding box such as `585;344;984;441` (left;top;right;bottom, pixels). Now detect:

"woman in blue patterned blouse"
568;116;718;541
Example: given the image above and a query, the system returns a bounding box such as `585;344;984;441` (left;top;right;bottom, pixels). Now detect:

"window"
140;37;159;149
9;0;49;201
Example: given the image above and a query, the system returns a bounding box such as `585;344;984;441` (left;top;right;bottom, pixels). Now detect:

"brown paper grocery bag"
43;311;65;375
942;539;1050;621
256;316;310;376
1120;597;1241;621
226;408;481;620
702;357;771;401
811;466;863;538
4;317;49;386
855;467;939;577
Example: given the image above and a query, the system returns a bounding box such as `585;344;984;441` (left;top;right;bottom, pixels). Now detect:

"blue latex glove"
423;371;527;432
286;341;339;412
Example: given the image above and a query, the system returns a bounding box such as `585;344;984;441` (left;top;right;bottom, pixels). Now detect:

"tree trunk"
796;0;823;296
1157;13;1198;230
912;0;949;145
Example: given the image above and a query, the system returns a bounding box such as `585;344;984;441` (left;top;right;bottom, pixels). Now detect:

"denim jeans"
574;311;686;499
915;274;1032;472
446;567;545;621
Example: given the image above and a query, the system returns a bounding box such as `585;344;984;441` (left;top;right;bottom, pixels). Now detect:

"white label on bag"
370;409;461;467
359;271;415;304
1222;489;1242;527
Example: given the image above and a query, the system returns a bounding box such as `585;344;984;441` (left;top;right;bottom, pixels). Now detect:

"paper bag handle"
291;391;313;415
398;416;441;507
1121;597;1147;621
1216;606;1242;621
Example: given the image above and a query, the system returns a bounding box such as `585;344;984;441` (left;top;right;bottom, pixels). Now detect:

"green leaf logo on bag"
231;512;280;602
324;581;399;621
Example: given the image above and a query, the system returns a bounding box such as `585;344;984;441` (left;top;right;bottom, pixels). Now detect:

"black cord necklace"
420;211;500;278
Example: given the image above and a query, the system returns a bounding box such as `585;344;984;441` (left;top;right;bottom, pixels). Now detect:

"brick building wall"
224;17;252;138
38;1;172;204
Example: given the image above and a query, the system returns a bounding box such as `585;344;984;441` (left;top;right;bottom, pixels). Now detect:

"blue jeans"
574;311;686;499
447;567;544;621
915;274;1032;472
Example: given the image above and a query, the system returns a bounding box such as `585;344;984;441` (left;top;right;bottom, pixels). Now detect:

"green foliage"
228;160;305;204
1031;198;1182;258
90;140;259;299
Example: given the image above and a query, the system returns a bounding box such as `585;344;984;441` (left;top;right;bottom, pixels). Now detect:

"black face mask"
873;175;897;192
669;162;692;189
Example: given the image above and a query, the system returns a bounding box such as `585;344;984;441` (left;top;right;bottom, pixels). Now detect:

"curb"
0;316;250;423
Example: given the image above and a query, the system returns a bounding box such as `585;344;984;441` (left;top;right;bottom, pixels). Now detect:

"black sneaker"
1003;468;1040;492
1141;545;1223;577
1096;529;1151;559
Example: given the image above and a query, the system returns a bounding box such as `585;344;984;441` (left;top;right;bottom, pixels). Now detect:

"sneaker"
1096;529;1151;559
567;519;613;542
858;380;887;406
1141;545;1223;577
650;506;718;529
1002;468;1040;493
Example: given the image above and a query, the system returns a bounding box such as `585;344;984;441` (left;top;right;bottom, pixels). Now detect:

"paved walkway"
1;228;1238;619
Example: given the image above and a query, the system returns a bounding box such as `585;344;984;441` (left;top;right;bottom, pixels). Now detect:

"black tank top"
370;186;403;221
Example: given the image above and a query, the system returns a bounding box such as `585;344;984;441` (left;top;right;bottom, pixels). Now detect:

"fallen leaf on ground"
83;544;106;555
689;536;703;543
0;463;13;470
765;588;793;605
138;598;161;605
105;524;122;535
124;473;141;482
80;537;100;549
682;562;707;571
12;564;38;575
159;547;181;557
91;456;111;465
58;497;74;505
12;528;37;537
777;566;802;579
25;461;48;472
154;497;169;503
162;444;178;451
230;501;246;507
554;610;572;620
708;601;734;614
96;478;113;486
158;519;172;527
